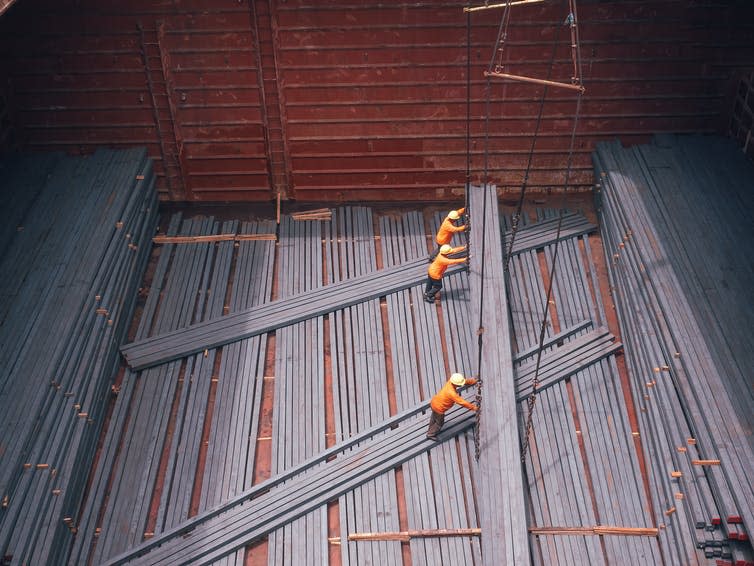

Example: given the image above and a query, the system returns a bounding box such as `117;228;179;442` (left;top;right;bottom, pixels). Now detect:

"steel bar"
468;183;530;564
348;528;482;541
102;403;476;565
121;258;465;371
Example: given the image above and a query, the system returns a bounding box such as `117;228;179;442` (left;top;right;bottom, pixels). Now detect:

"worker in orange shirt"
429;207;467;262
426;373;478;440
424;243;468;303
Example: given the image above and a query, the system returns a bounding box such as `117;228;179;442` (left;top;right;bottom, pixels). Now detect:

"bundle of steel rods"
120;253;463;371
326;207;402;566
76;215;275;564
594;134;754;564
504;205;664;565
102;403;476;565
467;183;530;565
0;148;157;564
268;213;329;565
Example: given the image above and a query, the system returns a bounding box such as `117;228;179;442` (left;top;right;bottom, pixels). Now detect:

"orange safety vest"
430;378;478;413
435;216;466;246
427;247;466;279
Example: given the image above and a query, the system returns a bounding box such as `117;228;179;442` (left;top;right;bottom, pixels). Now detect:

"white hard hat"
450;373;466;386
448;210;460;220
439;244;452;255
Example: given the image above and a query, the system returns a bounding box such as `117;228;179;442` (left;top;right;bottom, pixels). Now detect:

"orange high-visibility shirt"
435;207;467;245
430;378;478;414
427;246;466;279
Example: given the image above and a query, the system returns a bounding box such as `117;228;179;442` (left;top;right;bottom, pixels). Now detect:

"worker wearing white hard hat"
424;243;468;303
429;207;467;262
426;373;479;440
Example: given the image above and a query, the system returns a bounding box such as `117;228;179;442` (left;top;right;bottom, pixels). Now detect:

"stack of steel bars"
79;214;234;563
0;148;157;565
119;254;462;371
70;214;276;566
467;183;530;565
326;207;403;566
509;207;662;565
594;134;754;565
100;403;475;566
268;213;329;565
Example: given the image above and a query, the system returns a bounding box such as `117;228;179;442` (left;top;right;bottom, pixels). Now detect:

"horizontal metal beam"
484;70;586;93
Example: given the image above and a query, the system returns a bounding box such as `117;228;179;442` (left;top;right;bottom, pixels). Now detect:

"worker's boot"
423;292;435;304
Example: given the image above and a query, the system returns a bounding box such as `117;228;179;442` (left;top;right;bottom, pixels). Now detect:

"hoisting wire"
465;9;472;214
472;1;513;461
473;76;492;462
504;20;565;272
520;2;584;464
490;3;513;75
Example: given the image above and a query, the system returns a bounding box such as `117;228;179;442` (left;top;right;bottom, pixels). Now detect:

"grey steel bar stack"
467;183;531;565
594;134;754;565
512;206;662;565
0;148;158;564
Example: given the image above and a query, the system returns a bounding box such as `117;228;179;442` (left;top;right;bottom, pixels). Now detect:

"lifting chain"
474;376;483;461
520;370;540;462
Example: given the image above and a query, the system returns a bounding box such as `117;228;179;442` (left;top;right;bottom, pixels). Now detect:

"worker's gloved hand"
472;404;479;412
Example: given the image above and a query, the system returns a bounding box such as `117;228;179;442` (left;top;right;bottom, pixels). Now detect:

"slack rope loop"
466;9;472;206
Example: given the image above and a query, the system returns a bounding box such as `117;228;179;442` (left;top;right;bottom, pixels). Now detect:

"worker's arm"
450;389;477;411
456;207;466;215
464;378;478;387
449;244;467;254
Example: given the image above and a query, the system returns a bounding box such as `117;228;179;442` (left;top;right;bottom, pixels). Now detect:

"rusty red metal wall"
0;0;752;202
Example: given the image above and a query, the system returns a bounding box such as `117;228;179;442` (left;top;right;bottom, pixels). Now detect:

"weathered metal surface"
0;1;752;201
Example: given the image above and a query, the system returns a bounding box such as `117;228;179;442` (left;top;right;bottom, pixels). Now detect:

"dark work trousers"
427;409;445;438
424;276;443;299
